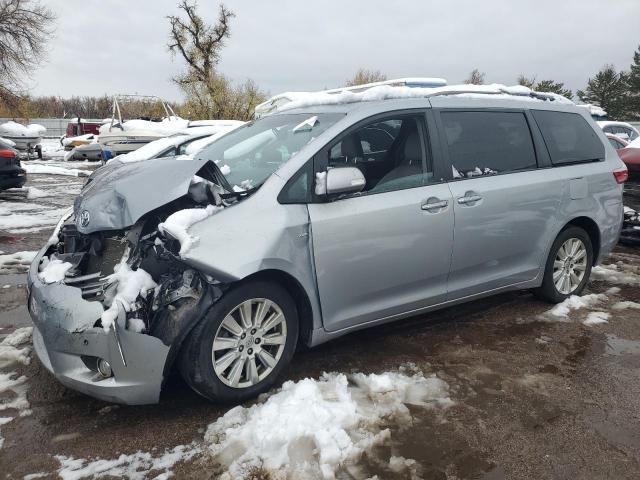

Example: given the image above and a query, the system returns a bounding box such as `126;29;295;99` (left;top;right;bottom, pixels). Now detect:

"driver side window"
327;114;431;194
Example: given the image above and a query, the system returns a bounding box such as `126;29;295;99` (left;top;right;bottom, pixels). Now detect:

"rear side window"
441;111;537;178
532;111;604;165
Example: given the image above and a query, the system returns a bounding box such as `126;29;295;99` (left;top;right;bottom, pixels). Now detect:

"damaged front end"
28;158;242;404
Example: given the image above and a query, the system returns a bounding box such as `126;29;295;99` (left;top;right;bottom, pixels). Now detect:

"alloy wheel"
211;298;288;388
553;238;588;295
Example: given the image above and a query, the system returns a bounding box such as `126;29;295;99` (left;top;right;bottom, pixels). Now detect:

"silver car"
27;91;626;404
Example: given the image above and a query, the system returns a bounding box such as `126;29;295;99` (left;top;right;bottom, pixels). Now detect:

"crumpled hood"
74;157;208;233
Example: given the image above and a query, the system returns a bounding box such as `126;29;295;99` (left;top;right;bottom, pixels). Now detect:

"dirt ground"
1;167;640;479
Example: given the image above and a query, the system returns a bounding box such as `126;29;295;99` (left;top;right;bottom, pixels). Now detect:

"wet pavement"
1;158;640;478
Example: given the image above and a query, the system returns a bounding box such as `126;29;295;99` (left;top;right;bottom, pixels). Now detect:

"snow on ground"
592;263;640;285
22;163;91;177
55;444;201;480
0;251;37;275
158;204;223;256
0;207;69;234
583;311;610;326
544;293;608;320
204;368;452;479
47;367;451;479
0;327;33;449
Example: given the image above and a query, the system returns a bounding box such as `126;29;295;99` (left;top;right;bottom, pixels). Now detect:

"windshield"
196;113;343;189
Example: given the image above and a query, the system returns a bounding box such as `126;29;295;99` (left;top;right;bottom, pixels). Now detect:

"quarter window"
326;115;431;194
532;111;604;165
441;111;537;178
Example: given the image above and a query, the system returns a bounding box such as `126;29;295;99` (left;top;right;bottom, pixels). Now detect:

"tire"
534;226;594;303
179;280;298;403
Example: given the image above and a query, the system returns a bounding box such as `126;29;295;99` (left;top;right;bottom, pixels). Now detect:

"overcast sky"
31;0;639;101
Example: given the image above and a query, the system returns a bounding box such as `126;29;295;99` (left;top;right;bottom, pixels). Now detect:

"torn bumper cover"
27;247;170;405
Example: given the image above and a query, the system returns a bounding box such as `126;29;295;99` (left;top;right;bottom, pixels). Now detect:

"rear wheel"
534;226;593;303
179;280;298;403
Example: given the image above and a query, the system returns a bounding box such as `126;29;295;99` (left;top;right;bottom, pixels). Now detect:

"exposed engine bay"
36;162;253;373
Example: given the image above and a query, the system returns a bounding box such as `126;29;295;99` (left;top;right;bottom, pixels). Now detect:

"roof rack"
254;80;573;118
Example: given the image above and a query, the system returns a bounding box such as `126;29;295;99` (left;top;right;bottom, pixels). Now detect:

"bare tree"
517;74;536;88
0;0;55;108
464;68;485;85
167;1;263;120
345;69;387;87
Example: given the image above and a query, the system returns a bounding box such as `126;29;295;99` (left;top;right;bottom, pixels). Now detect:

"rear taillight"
0;150;15;158
613;168;629;184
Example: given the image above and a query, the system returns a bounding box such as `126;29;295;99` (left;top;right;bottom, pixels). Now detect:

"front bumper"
27;247;170;405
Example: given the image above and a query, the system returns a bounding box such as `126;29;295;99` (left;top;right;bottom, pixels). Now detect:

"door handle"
457;194;482;205
421;198;449;211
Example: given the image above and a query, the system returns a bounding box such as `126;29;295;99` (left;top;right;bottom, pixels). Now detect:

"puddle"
605;334;640;356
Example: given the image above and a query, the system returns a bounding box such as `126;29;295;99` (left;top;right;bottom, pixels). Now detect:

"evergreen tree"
517;75;536;88
628;44;640;117
577;65;631;120
534;80;573;99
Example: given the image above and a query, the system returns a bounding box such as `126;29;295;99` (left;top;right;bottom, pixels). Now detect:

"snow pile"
0;136;15;147
38;258;73;283
22;163;91;177
544;293;607;320
0;327;33;369
1;327;33;347
0;121;46;138
583;311;610;326
0;416;12;449
0;372;30;413
55;444;201;480
158;205;223;256
204;369;452;479
612;301;640;310
0;251;37;274
592;264;640;285
101;259;157;332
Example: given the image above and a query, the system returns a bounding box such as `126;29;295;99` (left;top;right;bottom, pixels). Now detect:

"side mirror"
324;167;366;195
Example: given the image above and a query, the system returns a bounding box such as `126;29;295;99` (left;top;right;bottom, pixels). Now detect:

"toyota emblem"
80;210;90;227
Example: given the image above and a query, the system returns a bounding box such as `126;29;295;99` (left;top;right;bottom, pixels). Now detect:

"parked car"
0;145;26;191
609;136;640;180
598;121;640;141
28;85;626;405
101;126;242;165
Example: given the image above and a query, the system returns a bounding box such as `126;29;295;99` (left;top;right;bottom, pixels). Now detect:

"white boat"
98;129;169;154
98;95;243;155
0;121;45;151
98;96;187;154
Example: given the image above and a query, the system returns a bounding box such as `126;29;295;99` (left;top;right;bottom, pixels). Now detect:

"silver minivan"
28;87;626;404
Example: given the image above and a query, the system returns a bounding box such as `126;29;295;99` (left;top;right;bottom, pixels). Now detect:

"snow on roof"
117;134;190;163
597;120;639;132
577;104;607;117
255;82;573;117
0;121;46;138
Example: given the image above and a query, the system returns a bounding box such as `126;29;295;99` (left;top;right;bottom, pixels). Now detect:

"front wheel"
534;226;593;303
179;280;298;403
